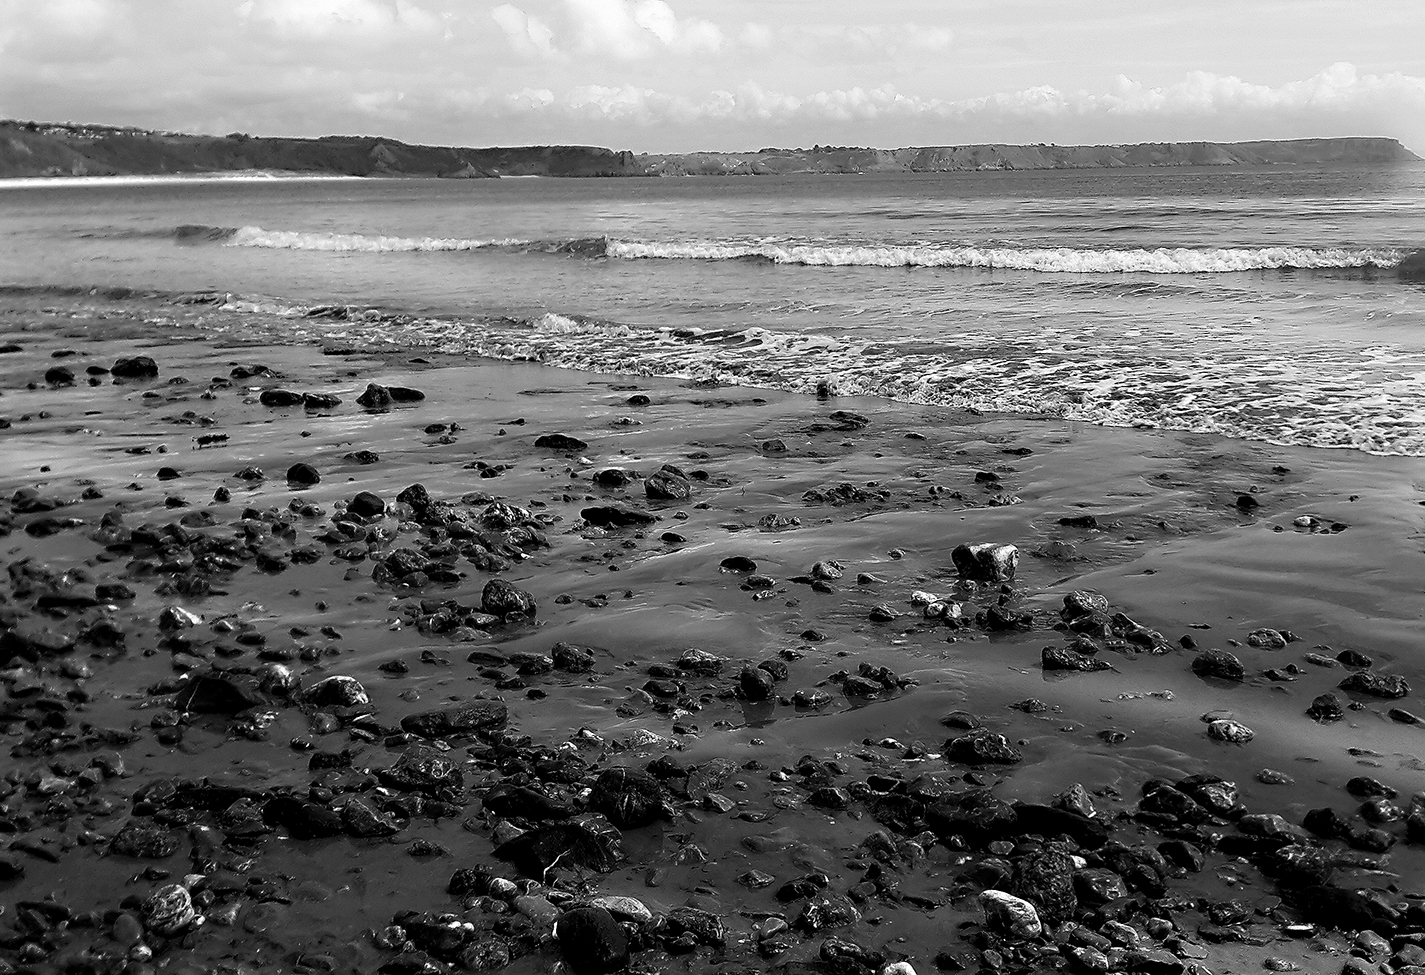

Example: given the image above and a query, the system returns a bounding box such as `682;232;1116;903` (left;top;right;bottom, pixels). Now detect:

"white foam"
606;239;1405;274
226;225;525;252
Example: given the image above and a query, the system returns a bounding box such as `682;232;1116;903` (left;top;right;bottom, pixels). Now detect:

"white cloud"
236;0;440;39
496;0;721;60
491;3;556;57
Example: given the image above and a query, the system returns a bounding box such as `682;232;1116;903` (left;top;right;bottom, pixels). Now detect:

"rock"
481;578;536;617
1247;628;1287;649
1307;693;1344;722
1014;803;1108;848
926;791;1018;844
262;796;344;838
795;894;860;932
142;884;197;936
495;818;624;876
175;672;267;714
677;648;726;675
1192;649;1245;680
939;710;982;730
1062;591;1109;619
482;784;573;820
740;664;775;701
645;464;692;501
348;491;386;518
345;449;380;465
45;365;75;384
356;383;424;408
551;642;596;672
535;433;588;451
302;392;341;409
1239;814;1311;846
1053;783;1097;819
952;543;1018;582
1340;672;1410;699
590;768;669;829
341;796;401;837
978;889;1042;939
378;746;464;799
582;504;657;528
401;701;507;738
305;675;369;708
1124;949;1184;975
259;388;305;407
556;907;628;975
1207;719;1254;743
112;824;180;858
945;730;1022;765
1075;867;1130;906
287;463;321;485
666;906;727;945
1263;844;1334;888
112;356;159;378
1043;645;1111;672
1012;850;1078;920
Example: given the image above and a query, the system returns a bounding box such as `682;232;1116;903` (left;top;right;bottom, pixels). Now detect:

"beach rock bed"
0;294;1421;975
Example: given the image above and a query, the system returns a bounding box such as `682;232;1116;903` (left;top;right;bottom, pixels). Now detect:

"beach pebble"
1206;719;1254;743
978;889;1042;939
945;729;1022;765
1190;649;1244;681
1247;628;1287;649
112;355;159;378
1339;672;1410;699
481;578;536;617
287;463;320;485
534;432;588;451
646;463;692;500
1306;693;1343;722
555;906;628;975
952;542;1018;582
45;365;75;385
259;388;304;407
142;884;198;936
347;491;385;517
305;675;369;708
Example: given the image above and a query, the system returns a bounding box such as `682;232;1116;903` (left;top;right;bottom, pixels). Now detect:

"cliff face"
0;120;1417;180
0;122;641;179
640;138;1422;175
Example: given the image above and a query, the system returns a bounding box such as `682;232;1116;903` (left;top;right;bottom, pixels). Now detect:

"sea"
3;163;1425;454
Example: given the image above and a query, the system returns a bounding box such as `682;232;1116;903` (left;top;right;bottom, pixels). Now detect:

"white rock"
588;895;653;923
978;889;1042;939
1208;719;1255;743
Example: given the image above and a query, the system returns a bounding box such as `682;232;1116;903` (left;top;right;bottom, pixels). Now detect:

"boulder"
645;464;692;501
945;729;1022;765
112;356;159;379
481;578;536;617
1340;672;1410;699
589;767;669;829
1191;649;1245;681
952;542;1018;582
978;890;1041;939
535;433;588;451
556;907;628;975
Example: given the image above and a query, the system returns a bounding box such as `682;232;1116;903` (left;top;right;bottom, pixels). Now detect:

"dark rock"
45;365;75;384
262;796;344;838
1012;849;1078;920
590;768;669;829
1013;803;1108;848
482;784;573;820
259;388;305;407
807;787;851;810
174;672;267;714
1339;672;1410;699
356;384;393;408
1192;649;1245;681
1297;885;1399;935
345;450;380;465
551;642;596;672
494;817;624;876
739;664;775;700
1263;844;1334;888
481;578;536;617
1347;776;1396;798
1158;839;1204;872
645;464;691;501
305;675;369;708
287;463;321;486
1307;693;1345;722
945;730;1022;765
1125;949;1184;975
1074;867;1129;906
377;746;464;799
1337;648;1374;668
303;392;341;409
535;433;588;451
112;356;159;378
795;894;860;932
556;907;629;975
926;791;1018;844
111;824;180;858
581;505;656;528
401;700;507;738
1042;645;1111;672
348;491;386;518
939;710;981;730
666;906;727;945
341;796;401;837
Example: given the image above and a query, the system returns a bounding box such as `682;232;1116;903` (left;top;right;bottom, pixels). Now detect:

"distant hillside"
1;120;1418;180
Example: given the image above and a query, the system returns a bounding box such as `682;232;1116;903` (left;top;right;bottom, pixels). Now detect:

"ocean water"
3;164;1425;453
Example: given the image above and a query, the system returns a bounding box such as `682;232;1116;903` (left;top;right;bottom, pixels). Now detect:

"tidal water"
3;164;1425;453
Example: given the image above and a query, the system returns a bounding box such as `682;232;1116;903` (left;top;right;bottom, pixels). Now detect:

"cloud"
741;22;954;62
236;0;441;40
491;3;556;57
562;0;721;59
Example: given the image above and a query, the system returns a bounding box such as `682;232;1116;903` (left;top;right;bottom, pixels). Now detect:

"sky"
1;0;1423;153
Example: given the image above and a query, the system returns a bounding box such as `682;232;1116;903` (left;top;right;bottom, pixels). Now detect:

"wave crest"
605;240;1405;273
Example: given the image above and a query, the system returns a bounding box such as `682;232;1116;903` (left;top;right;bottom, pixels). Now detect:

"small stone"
1191;649;1245;681
1207;719;1254;743
142;884;197;936
287;463;320;485
978;889;1041;939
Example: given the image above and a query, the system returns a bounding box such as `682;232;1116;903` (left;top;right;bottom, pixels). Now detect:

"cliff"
0;120;1417;180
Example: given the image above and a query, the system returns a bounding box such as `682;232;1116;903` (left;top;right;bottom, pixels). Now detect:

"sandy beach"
1;288;1423;975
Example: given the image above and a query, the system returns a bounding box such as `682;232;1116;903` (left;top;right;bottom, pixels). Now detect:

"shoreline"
2;290;1424;975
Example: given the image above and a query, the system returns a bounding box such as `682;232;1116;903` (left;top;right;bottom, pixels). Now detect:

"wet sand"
2;290;1424;975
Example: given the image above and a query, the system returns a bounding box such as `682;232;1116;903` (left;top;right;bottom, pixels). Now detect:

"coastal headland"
2;288;1425;975
1;119;1419;180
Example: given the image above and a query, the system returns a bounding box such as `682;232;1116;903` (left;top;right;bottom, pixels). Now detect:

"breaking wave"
605;240;1406;273
142;224;1408;274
